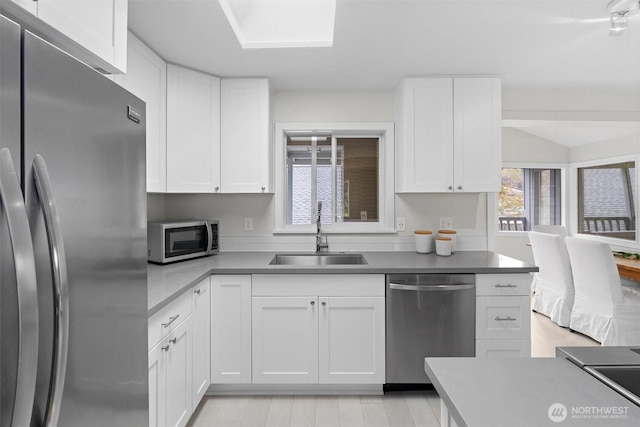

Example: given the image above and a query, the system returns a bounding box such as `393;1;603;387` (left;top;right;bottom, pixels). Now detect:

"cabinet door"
252;297;318;384
220;78;271;193
318;297;385;384
148;342;167;427
453;78;501;192
396;78;453;192
167;65;221;192
165;316;192;427
36;0;127;72
191;278;210;408
122;33;167;192
211;275;252;384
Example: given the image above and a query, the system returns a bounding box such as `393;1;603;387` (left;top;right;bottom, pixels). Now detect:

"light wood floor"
188;309;599;427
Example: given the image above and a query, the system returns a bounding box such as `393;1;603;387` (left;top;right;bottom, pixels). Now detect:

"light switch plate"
396;217;406;231
439;217;453;229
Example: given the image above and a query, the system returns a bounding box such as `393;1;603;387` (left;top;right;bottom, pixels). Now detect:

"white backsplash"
220;234;488;252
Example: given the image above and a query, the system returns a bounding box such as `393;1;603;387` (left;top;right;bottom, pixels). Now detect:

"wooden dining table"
614;256;640;282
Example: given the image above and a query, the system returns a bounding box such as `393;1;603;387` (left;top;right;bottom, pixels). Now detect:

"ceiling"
129;0;640;92
128;0;640;146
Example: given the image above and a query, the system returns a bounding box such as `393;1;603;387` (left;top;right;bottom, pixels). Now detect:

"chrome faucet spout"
316;201;328;252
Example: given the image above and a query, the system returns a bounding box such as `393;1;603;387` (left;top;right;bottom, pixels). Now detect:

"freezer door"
22;31;148;426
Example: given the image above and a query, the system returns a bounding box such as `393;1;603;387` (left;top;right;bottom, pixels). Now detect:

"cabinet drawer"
476;340;530;358
476;274;532;296
149;290;192;349
476;296;530;340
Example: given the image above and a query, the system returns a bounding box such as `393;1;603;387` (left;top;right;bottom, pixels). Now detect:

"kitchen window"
274;123;395;233
498;166;563;232
577;160;636;241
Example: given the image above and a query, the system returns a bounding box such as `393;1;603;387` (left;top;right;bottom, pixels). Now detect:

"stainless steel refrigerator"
0;14;148;427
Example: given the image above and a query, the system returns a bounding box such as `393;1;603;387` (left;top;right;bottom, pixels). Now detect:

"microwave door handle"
32;154;69;427
205;221;213;253
0;148;39;427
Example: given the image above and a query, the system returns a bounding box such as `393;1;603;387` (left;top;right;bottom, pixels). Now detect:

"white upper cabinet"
118;32;167;193
220;78;272;193
166;64;221;193
395;77;501;193
4;0;127;73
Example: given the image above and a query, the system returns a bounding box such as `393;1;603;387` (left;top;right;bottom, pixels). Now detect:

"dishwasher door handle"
389;283;474;291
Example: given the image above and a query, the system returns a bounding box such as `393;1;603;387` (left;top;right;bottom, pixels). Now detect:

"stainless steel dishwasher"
386;274;476;385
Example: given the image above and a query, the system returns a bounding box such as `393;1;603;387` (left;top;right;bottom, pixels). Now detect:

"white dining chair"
565;237;640;345
528;231;574;327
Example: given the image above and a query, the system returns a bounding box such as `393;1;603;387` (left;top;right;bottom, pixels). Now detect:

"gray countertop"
148;250;537;316
424;357;640;426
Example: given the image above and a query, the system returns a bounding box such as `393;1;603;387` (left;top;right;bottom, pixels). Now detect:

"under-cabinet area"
146;252;535;427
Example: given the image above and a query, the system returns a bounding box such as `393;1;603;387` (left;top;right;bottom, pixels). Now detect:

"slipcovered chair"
565;237;640;345
528;231;574;327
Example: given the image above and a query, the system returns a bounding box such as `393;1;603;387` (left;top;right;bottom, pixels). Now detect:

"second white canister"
414;230;433;253
435;236;452;256
438;229;457;252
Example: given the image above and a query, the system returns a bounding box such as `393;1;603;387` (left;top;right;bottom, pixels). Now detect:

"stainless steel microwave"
148;220;219;264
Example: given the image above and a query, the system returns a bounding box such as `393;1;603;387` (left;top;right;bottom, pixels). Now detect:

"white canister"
414;230;433;253
438;229;457;253
435;237;452;256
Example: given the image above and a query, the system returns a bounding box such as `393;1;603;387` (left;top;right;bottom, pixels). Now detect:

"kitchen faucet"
316;201;329;253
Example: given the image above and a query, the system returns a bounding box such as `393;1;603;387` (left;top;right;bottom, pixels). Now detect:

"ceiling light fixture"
218;0;337;49
606;0;639;35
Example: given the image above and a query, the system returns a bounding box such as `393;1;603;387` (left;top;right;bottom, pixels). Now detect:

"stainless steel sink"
269;253;368;266
585;365;640;406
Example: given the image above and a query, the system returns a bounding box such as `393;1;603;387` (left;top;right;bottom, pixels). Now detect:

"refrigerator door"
1;14;39;427
22;31;148;426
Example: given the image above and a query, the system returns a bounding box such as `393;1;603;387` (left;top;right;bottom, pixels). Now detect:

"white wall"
570;133;640;163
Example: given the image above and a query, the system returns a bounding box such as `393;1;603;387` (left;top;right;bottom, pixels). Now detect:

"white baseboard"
207;384;383;396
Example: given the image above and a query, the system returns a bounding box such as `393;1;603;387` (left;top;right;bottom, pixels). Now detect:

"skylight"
218;0;336;49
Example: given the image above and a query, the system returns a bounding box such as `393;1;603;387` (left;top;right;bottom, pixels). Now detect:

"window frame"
570;154;640;247
274;122;395;234
497;162;568;237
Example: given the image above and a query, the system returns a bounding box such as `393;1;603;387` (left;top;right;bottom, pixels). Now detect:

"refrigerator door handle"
32;154;69;427
0;148;39;427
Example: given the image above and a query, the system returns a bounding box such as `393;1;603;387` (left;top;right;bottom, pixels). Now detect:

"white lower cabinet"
210;275;252;383
148;315;193;427
191;278;211;408
252;297;319;384
475;274;532;358
251;274;385;385
318;297;386;384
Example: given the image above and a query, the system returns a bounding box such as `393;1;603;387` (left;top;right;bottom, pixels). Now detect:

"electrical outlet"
244;218;253;231
439;217;453;229
396;217;406;231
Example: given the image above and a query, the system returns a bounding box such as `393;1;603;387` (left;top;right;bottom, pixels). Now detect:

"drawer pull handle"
494;284;517;288
495;316;517;321
170;338;177;345
194;288;206;295
161;345;170;352
162;314;180;328
321;301;327;307
310;301;315;306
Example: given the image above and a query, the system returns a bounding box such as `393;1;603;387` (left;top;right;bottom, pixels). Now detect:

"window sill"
273;227;398;235
497;231;529;237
